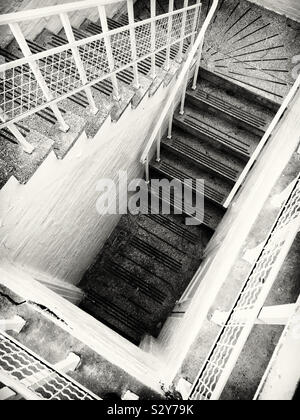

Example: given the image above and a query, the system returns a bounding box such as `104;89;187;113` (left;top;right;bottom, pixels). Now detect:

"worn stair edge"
199;67;280;113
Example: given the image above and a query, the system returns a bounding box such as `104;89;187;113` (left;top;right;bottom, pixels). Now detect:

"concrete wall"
249;0;300;21
0;0;125;47
0;78;176;286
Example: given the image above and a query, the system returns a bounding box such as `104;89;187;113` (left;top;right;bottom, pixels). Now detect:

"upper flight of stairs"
79;66;278;345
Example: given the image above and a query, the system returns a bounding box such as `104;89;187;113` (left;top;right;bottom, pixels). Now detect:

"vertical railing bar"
9;22;69;133
150;0;156;79
145;155;150;183
0;111;34;154
156;127;162;162
178;0;189;62
98;5;121;101
190;0;202;46
59;12;98;115
164;0;174;71
127;0;140;89
179;71;189;115
167;100;175;139
192;37;204;90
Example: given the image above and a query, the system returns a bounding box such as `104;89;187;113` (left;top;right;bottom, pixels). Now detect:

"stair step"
149;184;223;231
129;235;183;272
82;290;145;344
174;106;255;161
144;212;200;244
103;259;167;305
150;159;226;206
198;67;280;113
162;137;240;183
186;76;274;136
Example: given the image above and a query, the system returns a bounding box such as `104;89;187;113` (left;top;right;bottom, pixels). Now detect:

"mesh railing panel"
0;331;98;400
0;64;46;120
0;4;201;126
189;177;300;400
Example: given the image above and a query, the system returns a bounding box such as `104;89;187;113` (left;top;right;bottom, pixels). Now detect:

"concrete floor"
201;0;300;103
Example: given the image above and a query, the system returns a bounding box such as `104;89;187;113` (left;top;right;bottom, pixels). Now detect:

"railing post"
179;71;189;115
167;100;175;139
9;22;69;133
127;0;140;90
98;5;121;101
60;12;98;115
191;37;204;90
177;0;189;62
164;0;174;72
156;127;162;162
0;110;34;154
150;0;156;80
145;156;150;184
190;1;202;46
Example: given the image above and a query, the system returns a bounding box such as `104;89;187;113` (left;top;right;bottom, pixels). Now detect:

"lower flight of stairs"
79;67;278;345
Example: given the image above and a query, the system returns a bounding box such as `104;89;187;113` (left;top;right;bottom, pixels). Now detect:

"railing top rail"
0;0;124;26
0;329;101;400
224;73;300;208
140;0;219;164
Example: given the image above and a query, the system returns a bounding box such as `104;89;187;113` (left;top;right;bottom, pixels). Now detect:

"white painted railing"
0;0;202;153
140;0;218;176
223;74;300;208
0;330;101;400
189;175;300;400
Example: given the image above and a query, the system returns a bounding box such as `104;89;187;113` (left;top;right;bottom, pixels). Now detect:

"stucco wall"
0;77;177;285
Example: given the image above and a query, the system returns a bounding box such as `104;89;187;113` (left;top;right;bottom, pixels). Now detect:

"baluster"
167;100;175;139
9;22;69;133
150;0;156;79
127;0;140;89
157;127;162;162
98;5;121;101
179;71;189;115
164;0;174;72
145;155;150;183
0;109;34;154
192;37;204;90
178;0;189;62
60;12;98;115
190;0;202;46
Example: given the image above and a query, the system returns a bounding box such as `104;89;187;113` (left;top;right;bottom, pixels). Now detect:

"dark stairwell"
79;64;277;345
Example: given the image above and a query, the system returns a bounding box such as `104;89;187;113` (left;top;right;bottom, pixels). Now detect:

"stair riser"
161;142;237;185
199;67;280;113
173;118;250;162
186;94;266;138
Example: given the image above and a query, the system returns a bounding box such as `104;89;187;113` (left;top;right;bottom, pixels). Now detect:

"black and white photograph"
0;0;299;405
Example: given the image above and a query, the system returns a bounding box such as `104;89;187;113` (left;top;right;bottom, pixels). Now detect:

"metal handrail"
224;74;300;208
189;175;300;400
0;0;201;153
140;0;219;173
0;0;123;25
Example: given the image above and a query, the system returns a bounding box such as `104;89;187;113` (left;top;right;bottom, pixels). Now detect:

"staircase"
79;65;277;345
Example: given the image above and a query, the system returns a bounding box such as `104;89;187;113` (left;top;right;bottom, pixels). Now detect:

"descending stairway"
79;66;278;345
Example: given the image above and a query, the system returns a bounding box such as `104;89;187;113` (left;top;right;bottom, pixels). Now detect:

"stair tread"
162;128;244;183
150;152;231;207
174;104;259;160
0;128;54;185
187;78;274;133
